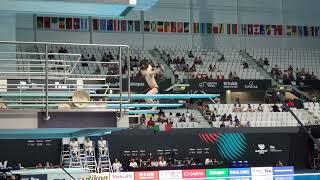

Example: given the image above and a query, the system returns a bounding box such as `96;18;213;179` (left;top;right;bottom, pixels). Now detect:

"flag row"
36;16;320;37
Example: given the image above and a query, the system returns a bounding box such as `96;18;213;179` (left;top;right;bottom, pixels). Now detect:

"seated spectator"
36;163;43;168
218;54;225;61
181;57;186;64
228;72;233;79
158;158;167;167
129;159;138;168
246;121;250;127
90;54;96;61
209;64;213;72
94;66;101;74
281;103;289;112
205;158;213;165
69;138;79;156
233;72;240;80
108;52;114;60
258;104;263;112
139;114;146;125
180;113;186;122
220;122;226;127
113;159;122;172
258;58;264;67
234;116;240;126
311;72;317;80
188;51;194;58
210;112;216;122
220;113;227;121
102;52;109;62
264;58;269;65
48;51;55;59
247;104;254;112
272;104;280;112
58;47;64;53
242;62;249;69
288;65;293;72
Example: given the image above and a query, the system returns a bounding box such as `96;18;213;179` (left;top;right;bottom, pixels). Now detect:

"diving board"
0;92;219;100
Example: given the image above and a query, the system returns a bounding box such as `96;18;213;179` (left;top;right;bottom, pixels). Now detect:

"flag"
303;26;308;36
37;17;43;29
184;22;189;33
113;19;120;31
134;20;140;32
193;22;199;33
66;18;73;30
80;18;88;30
266;25;271;35
164;22;170;32
248;24;253;35
308;26;315;36
157;21;164;32
51;17;59;29
227;24;231;34
121;20;127;32
207;23;212;34
241;24;247;35
177;22;183;33
144;21;150;32
213;24;219;34
315;27;320;37
253;24;260;35
151;21;157;32
100;19;106;31
200;23;205;34
298;26;304;36
44;17;50;29
275;25;283;36
260;25;265;35
153;124;172;132
232;24;238;35
292;26;297;36
59;18;66;29
219;24;224;34
171;22;176;32
286;26;292;36
73;18;80;30
107;20;113;31
92;19;98;31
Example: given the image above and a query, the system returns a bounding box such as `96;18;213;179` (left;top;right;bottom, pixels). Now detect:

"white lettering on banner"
255;144;268;154
251;167;273;176
110;172;134;180
183;171;205;176
223;81;238;89
244;81;258;89
230;170;250;175
199;82;218;88
0;161;7;168
159;170;183;179
130;82;144;87
269;145;283;152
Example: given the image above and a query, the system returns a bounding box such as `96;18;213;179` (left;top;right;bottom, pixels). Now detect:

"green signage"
206;168;229;177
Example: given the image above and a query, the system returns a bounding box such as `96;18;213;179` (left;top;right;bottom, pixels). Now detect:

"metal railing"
0;41;131;120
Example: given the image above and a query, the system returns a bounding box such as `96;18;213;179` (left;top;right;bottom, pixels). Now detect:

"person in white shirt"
158;158;167;167
69;138;79;156
98;137;108;156
84;137;94;156
129;158;138;168
112;159;122;172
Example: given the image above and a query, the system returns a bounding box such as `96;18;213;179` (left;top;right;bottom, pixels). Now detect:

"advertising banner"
134;171;159;180
273;166;294;175
159;170;183;180
182;169;206;179
206;168;229;177
229;168;251;177
110;172;134;180
251;167;273;176
85;173;110;180
20;174;48;180
188;79;272;92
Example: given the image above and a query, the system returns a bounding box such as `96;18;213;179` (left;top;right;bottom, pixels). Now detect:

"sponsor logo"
159;170;182;179
223;81;238;89
229;168;251;176
0;161;7;168
199;82;218;88
134;171;159;180
251;167;273;176
244;81;258;89
255;144;268;154
83;173;109;180
206;168;229;177
110;172;134;180
21;174;48;180
273;166;294;175
182;169;206;178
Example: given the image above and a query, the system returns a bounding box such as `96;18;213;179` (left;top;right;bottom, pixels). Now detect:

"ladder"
98;141;113;173
84;144;98;173
69;151;83;168
61;138;71;168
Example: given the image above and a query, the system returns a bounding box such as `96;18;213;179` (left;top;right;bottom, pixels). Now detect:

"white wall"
15;0;320;49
